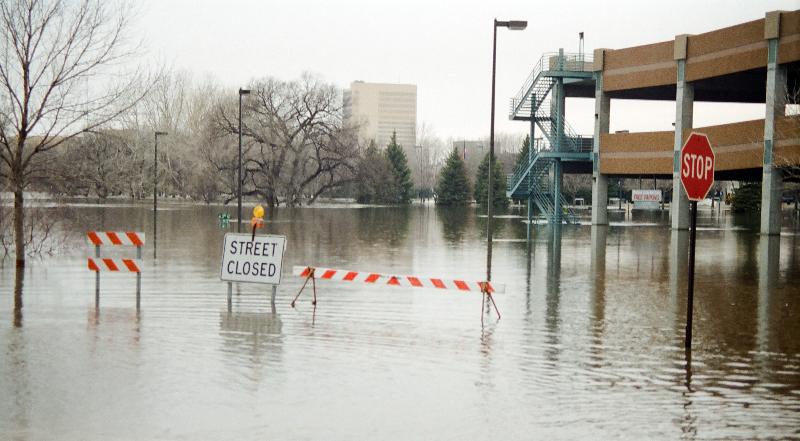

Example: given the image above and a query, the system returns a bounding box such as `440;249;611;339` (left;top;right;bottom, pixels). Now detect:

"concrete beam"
674;34;689;61
592;48;606;72
764;11;781;40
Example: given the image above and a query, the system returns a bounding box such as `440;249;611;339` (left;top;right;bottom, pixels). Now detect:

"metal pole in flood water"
153;131;167;260
95;244;100;302
685;200;697;353
154;132;158;260
486;20;498;283
136;245;142;309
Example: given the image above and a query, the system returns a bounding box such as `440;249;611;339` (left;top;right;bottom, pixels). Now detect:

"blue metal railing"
509;51;594;119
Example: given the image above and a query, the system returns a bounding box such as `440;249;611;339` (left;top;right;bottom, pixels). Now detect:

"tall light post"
153;131;168;260
487;19;527;282
238;88;251;232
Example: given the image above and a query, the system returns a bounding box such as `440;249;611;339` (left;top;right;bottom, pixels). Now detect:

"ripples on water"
1;203;799;440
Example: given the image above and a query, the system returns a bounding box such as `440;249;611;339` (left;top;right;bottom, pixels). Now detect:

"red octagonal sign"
680;132;715;201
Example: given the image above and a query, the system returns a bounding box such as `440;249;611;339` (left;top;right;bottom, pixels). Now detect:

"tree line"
1;0;531;276
9;70;523;210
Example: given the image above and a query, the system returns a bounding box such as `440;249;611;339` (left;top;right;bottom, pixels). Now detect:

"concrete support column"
552;49;566;224
761;13;787;236
671;34;693;230
527;194;533;241
527;94;536;240
553;160;563;224
591;49;610;225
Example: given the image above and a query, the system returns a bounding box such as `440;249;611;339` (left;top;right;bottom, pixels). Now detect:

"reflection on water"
5;328;29;440
13;269;23;328
544;224;562;365
0;202;799;439
356;206;411;247
757;236;780;356
219;311;283;378
590;225;607;370
436;205;470;243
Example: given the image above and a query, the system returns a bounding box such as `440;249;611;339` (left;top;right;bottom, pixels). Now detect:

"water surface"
1;202;799;440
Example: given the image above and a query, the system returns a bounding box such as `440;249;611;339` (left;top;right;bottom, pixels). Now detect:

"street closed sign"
220;233;286;284
680;132;715;201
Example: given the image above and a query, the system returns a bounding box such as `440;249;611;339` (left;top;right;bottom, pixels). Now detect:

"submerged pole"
685;201;698;353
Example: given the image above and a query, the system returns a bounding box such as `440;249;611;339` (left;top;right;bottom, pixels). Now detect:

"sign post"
220;233;286;310
679;132;715;354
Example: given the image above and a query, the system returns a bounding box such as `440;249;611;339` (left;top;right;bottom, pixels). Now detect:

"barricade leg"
311;274;317;306
487;292;501;320
95;244;100;302
136;246;142;309
479;282;501;326
291;267;315;308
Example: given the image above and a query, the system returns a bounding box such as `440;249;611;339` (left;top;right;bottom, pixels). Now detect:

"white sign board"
632;189;662;202
220;233;286;284
632;189;662;210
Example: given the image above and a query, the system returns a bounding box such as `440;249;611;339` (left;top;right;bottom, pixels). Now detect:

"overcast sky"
137;0;799;142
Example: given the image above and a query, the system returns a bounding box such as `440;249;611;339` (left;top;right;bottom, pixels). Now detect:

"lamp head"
498;20;527;30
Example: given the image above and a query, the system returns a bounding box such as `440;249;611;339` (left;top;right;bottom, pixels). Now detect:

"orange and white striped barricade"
291;265;504;322
87;231;145;304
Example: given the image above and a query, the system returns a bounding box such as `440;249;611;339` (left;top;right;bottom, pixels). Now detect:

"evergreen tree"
514;134;531;173
386;131;414;204
474;152;509;209
731;182;761;213
435;147;471;205
511;135;531;203
355;140;394;204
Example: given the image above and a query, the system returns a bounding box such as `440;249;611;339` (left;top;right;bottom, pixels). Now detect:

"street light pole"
238;88;251;233
487;19;527;282
153;131;168;260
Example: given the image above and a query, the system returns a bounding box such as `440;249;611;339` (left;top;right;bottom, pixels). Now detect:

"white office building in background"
343;81;417;150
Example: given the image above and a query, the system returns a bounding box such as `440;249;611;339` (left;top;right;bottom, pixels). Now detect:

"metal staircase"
506;51;593;225
507;142;580;224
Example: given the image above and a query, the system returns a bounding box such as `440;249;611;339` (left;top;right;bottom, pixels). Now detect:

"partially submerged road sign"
220;233;286;284
680;132;715;201
678;132;715;356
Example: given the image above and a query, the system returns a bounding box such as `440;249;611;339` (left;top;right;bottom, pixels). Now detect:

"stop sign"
680;133;715;201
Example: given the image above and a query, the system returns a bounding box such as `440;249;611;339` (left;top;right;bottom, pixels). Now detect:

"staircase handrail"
508;139;548;189
532;101;592;153
510;51;594;120
510;55;547;113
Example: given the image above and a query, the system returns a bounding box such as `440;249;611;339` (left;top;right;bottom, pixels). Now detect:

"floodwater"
1;202;799;440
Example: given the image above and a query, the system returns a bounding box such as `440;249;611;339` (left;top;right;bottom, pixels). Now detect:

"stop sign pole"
679;132;715;354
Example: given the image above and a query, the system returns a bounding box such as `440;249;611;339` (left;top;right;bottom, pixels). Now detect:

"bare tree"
53;130;136;198
0;0;151;273
130;69;197;198
215;74;360;207
415;122;445;196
